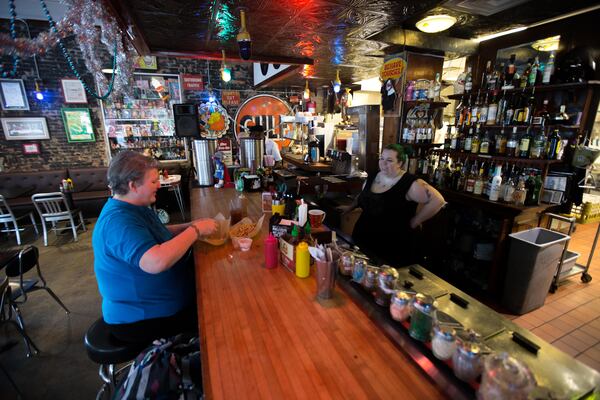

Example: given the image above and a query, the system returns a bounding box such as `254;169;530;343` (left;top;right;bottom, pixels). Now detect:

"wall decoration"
198;102;230;139
0;79;29;110
22;143;41;155
61;108;95;142
221;90;240;106
1;117;49;140
61;78;88;103
134;56;158;70
234;94;292;137
380;54;407;116
181;74;204;91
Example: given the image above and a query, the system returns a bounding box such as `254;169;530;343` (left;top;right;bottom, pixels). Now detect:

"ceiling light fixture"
333;69;341;93
303;80;310;100
416;15;457;33
236;8;252;60
221;50;231;82
531;35;560;52
474;26;527;42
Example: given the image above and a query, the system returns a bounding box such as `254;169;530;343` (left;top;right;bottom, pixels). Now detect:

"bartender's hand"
409;218;423;230
191;219;218;236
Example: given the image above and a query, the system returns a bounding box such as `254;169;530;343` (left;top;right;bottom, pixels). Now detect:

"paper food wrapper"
200;213;231;246
230;214;265;249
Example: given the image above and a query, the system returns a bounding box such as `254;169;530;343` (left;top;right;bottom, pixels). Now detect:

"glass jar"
338;252;354;276
453;337;483;382
390;291;413;322
374;267;399;306
431;325;457;361
362;265;379;292
352;257;367;284
478;352;536;400
408;293;436;342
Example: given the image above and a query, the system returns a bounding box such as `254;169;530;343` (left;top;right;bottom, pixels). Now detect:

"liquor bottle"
505;55;516;88
524;173;537;206
472;124;482;154
498;62;506;89
481;60;491;88
473;166;485;195
455;94;466;126
479;92;489;124
408;149;418;174
513;177;527;206
504;94;515;125
521;89;535;125
417;149;425;175
506;127;519;157
426;117;434;144
489;165;503;201
465;95;473;126
550;104;570;124
486;91;498;125
533;99;551;126
450;125;458;150
546;128;561;160
519;125;532;158
465;161;477;193
543;51;555;84
471;91;481;125
433;73;441;100
529;57;540;87
487;62;499;91
444;125;452;150
451;160;462;190
402;121;411;143
501;167;516;202
422;152;430;176
520;59;532;88
495;90;507;125
457;123;466;151
464;126;473;152
479;129;491;155
533;174;543;205
464;67;473;93
495;127;507;155
457;160;468;191
512;90;525;124
530;128;547;159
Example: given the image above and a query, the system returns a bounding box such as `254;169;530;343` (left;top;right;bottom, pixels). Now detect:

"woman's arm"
140;219;218;274
406;179;446;229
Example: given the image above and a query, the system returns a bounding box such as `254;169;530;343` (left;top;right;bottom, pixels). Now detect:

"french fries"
230;223;256;238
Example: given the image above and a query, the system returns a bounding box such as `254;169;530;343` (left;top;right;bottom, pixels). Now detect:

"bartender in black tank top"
342;144;446;267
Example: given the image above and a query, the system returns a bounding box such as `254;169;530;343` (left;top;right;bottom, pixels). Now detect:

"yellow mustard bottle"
295;241;310;278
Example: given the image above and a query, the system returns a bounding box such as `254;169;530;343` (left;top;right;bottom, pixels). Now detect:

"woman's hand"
191;218;218;236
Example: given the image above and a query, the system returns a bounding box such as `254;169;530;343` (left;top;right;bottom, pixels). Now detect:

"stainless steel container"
193;139;217;186
239;138;264;171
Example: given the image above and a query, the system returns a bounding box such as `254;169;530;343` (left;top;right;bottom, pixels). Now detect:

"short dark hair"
384;143;408;163
107;151;159;195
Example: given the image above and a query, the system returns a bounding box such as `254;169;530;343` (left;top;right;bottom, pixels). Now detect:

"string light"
303;80;310;100
221;50;231;82
34;80;44;100
333;69;341;93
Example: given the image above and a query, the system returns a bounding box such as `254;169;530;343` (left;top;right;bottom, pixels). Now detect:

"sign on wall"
181;74;204;91
380;54;407;116
216;138;233;166
233;94;291;137
253;63;294;88
221;90;240;106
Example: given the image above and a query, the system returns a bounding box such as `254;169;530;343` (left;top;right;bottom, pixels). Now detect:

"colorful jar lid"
413;293;436;314
392;290;413;306
433;325;456;341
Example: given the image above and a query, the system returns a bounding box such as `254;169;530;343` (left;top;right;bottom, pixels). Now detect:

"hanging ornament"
221;50;231;82
1;0;20;78
333;69;341;93
303;80;310;100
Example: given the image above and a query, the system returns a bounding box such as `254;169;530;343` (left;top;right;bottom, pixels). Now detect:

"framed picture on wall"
1;117;49;140
22;143;41;155
0;79;29;110
61;79;88;103
61;108;95;142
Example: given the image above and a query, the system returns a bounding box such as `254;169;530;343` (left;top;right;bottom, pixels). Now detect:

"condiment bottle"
408;293;436;342
295;241;310;278
264;233;278;269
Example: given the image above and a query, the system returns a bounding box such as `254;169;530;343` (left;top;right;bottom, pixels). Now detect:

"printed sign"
181;74;204;91
380;54;408;116
221;90;240;106
380;56;407;81
253;63;293;87
289;95;299;104
234;94;292;136
134;56;158;70
216;138;233;166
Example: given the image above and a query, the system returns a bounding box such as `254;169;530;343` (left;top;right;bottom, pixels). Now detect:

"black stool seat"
84;318;145;365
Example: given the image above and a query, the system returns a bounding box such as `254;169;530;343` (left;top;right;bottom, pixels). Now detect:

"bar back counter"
191;188;600;399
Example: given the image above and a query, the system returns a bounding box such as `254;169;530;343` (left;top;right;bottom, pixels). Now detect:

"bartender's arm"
406;179;446;229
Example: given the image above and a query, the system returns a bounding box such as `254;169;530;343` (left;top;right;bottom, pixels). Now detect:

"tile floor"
505;221;600;371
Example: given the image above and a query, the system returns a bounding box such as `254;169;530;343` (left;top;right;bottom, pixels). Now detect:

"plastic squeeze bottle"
264;233;278;269
295;242;310;278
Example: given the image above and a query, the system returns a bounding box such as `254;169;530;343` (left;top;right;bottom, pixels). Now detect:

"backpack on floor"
113;334;203;400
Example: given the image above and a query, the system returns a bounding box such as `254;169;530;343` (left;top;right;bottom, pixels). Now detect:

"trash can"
502;228;569;315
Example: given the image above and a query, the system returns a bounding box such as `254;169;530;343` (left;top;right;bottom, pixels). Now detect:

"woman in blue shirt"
93;151;217;344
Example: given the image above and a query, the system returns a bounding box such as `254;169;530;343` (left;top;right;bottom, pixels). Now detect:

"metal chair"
5;245;70;314
0;194;39;245
31;192;86;246
0;275;39;357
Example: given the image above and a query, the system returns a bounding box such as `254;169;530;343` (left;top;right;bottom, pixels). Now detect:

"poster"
380;54;407;116
181;74;204;91
134;56;158;70
61;108;95;142
62;79;88;103
0;79;29;110
221;90;240;106
216;138;233;166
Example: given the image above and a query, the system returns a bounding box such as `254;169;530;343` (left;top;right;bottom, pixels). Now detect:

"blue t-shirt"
92;198;194;324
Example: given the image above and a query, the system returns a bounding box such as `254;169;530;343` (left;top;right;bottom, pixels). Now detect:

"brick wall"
0;19;303;172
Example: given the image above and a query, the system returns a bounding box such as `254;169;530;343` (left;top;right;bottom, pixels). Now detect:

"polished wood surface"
192;187;445;399
283;153;332;173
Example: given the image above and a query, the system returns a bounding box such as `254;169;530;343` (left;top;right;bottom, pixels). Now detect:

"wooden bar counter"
191;187;446;399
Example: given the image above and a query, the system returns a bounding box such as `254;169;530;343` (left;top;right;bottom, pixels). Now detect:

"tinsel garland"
0;0;136;97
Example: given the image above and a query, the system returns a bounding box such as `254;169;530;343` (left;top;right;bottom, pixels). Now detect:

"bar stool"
84;318;146;400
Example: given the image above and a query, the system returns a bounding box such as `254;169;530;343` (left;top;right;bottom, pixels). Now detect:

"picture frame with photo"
22;142;41;155
1;117;49;140
0;79;30;111
61;108;95;143
61;78;88;104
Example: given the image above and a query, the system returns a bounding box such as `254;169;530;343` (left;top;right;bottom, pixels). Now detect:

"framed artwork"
0;79;29;110
61;79;88;103
1;117;49;140
22;143;41;155
134;56;158;70
61;108;95;142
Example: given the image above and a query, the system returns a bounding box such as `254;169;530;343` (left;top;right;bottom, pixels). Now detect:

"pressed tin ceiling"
104;0;600;89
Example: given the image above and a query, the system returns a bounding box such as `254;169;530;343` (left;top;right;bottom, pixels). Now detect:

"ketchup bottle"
264;233;278;269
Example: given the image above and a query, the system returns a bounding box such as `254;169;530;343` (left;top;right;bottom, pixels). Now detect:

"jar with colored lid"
352;257;367;284
478;352;536;400
374;267;398;306
431;325;457;361
338;252;354;276
453;335;483;382
390;291;413;322
362;265;379;292
408;293;436;342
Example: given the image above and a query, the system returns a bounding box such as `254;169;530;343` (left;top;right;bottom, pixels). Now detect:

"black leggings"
107;303;199;345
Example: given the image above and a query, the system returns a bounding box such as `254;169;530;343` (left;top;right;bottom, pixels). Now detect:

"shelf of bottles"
100;73;187;162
